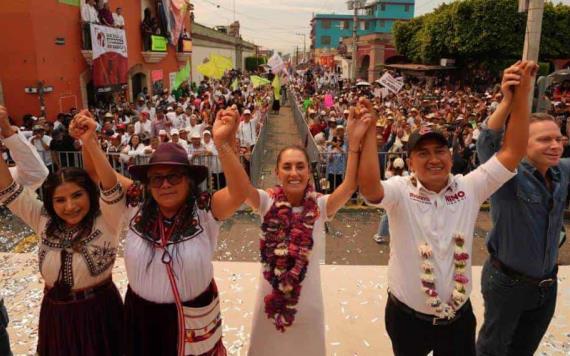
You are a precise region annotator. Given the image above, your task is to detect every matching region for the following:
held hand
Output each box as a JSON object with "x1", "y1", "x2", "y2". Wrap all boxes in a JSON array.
[
  {"x1": 70, "y1": 111, "x2": 97, "y2": 143},
  {"x1": 347, "y1": 107, "x2": 371, "y2": 147},
  {"x1": 213, "y1": 108, "x2": 238, "y2": 146},
  {"x1": 501, "y1": 61, "x2": 522, "y2": 103},
  {"x1": 516, "y1": 60, "x2": 539, "y2": 94}
]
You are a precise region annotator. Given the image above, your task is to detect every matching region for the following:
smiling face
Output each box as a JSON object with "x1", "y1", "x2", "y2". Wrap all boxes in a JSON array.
[
  {"x1": 408, "y1": 139, "x2": 452, "y2": 192},
  {"x1": 275, "y1": 148, "x2": 311, "y2": 196},
  {"x1": 147, "y1": 165, "x2": 191, "y2": 215},
  {"x1": 52, "y1": 182, "x2": 91, "y2": 227},
  {"x1": 527, "y1": 120, "x2": 563, "y2": 172}
]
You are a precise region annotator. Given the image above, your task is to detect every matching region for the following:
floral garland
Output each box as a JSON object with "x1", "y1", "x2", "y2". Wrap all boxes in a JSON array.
[
  {"x1": 419, "y1": 233, "x2": 469, "y2": 319},
  {"x1": 260, "y1": 185, "x2": 320, "y2": 332}
]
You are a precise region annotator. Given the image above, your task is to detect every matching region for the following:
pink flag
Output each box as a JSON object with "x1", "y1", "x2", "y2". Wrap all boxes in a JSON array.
[{"x1": 324, "y1": 94, "x2": 334, "y2": 109}]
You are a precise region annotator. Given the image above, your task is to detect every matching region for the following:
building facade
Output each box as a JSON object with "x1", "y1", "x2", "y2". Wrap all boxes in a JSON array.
[
  {"x1": 0, "y1": 0, "x2": 198, "y2": 122},
  {"x1": 310, "y1": 0, "x2": 414, "y2": 80}
]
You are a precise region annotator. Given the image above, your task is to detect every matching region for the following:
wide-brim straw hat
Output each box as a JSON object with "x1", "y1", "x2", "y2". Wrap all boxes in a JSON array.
[{"x1": 128, "y1": 143, "x2": 208, "y2": 184}]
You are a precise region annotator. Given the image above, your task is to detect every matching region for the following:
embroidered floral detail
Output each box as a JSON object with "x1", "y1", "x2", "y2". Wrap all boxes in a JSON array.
[
  {"x1": 129, "y1": 200, "x2": 204, "y2": 246},
  {"x1": 81, "y1": 241, "x2": 117, "y2": 276},
  {"x1": 0, "y1": 183, "x2": 23, "y2": 206},
  {"x1": 260, "y1": 185, "x2": 321, "y2": 332},
  {"x1": 418, "y1": 233, "x2": 470, "y2": 319}
]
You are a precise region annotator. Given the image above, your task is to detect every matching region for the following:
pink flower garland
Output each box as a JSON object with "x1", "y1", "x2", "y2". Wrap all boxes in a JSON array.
[
  {"x1": 260, "y1": 185, "x2": 320, "y2": 332},
  {"x1": 419, "y1": 233, "x2": 469, "y2": 319}
]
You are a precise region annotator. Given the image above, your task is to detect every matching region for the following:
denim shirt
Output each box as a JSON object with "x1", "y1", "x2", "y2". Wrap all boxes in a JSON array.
[{"x1": 477, "y1": 126, "x2": 570, "y2": 278}]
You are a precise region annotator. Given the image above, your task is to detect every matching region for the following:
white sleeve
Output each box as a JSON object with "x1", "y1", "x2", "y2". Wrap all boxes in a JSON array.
[
  {"x1": 3, "y1": 132, "x2": 49, "y2": 190},
  {"x1": 256, "y1": 189, "x2": 273, "y2": 217},
  {"x1": 362, "y1": 176, "x2": 405, "y2": 211},
  {"x1": 462, "y1": 154, "x2": 516, "y2": 205},
  {"x1": 317, "y1": 194, "x2": 333, "y2": 222},
  {"x1": 99, "y1": 182, "x2": 128, "y2": 235},
  {"x1": 0, "y1": 182, "x2": 45, "y2": 234}
]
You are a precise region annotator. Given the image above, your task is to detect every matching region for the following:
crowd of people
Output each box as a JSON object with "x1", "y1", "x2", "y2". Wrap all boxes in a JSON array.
[{"x1": 0, "y1": 58, "x2": 568, "y2": 356}]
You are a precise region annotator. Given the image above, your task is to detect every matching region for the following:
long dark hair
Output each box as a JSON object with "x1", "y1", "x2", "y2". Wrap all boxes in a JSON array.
[
  {"x1": 137, "y1": 168, "x2": 201, "y2": 233},
  {"x1": 42, "y1": 168, "x2": 100, "y2": 236}
]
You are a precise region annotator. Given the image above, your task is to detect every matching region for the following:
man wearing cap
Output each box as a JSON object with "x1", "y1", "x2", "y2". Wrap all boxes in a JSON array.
[
  {"x1": 29, "y1": 124, "x2": 53, "y2": 172},
  {"x1": 476, "y1": 64, "x2": 567, "y2": 355},
  {"x1": 135, "y1": 111, "x2": 152, "y2": 135},
  {"x1": 187, "y1": 132, "x2": 205, "y2": 162},
  {"x1": 169, "y1": 129, "x2": 187, "y2": 150},
  {"x1": 357, "y1": 61, "x2": 536, "y2": 355},
  {"x1": 237, "y1": 109, "x2": 258, "y2": 151}
]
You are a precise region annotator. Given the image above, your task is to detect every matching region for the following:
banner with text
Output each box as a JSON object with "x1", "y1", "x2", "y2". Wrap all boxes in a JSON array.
[
  {"x1": 378, "y1": 72, "x2": 404, "y2": 94},
  {"x1": 90, "y1": 24, "x2": 128, "y2": 90}
]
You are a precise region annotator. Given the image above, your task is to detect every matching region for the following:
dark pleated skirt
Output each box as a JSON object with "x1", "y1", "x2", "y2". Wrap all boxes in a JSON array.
[
  {"x1": 37, "y1": 280, "x2": 124, "y2": 356},
  {"x1": 125, "y1": 280, "x2": 226, "y2": 356}
]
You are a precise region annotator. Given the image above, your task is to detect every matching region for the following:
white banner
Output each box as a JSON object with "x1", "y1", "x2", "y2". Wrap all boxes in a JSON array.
[
  {"x1": 378, "y1": 72, "x2": 404, "y2": 94},
  {"x1": 268, "y1": 53, "x2": 285, "y2": 74},
  {"x1": 90, "y1": 24, "x2": 128, "y2": 60}
]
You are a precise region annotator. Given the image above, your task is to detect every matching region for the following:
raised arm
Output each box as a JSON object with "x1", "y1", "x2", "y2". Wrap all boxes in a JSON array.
[
  {"x1": 325, "y1": 101, "x2": 370, "y2": 217},
  {"x1": 477, "y1": 62, "x2": 522, "y2": 163},
  {"x1": 211, "y1": 107, "x2": 252, "y2": 220},
  {"x1": 79, "y1": 111, "x2": 133, "y2": 190},
  {"x1": 496, "y1": 61, "x2": 537, "y2": 172},
  {"x1": 0, "y1": 106, "x2": 48, "y2": 190},
  {"x1": 70, "y1": 113, "x2": 119, "y2": 190},
  {"x1": 357, "y1": 98, "x2": 384, "y2": 203}
]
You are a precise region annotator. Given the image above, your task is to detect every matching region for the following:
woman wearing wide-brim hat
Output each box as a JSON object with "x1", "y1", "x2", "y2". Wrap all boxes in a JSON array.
[{"x1": 80, "y1": 108, "x2": 248, "y2": 356}]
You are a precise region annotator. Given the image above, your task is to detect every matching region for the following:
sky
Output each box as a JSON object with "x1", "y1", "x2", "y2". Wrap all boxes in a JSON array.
[{"x1": 191, "y1": 0, "x2": 570, "y2": 55}]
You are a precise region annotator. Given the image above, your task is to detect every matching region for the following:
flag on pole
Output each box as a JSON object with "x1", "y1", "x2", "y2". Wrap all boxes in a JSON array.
[
  {"x1": 250, "y1": 75, "x2": 271, "y2": 88},
  {"x1": 272, "y1": 74, "x2": 281, "y2": 100},
  {"x1": 173, "y1": 59, "x2": 190, "y2": 89}
]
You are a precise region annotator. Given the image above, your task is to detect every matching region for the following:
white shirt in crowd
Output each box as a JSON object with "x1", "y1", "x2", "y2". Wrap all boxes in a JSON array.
[
  {"x1": 237, "y1": 118, "x2": 258, "y2": 148},
  {"x1": 365, "y1": 155, "x2": 515, "y2": 316},
  {"x1": 134, "y1": 120, "x2": 152, "y2": 136},
  {"x1": 29, "y1": 134, "x2": 53, "y2": 167},
  {"x1": 113, "y1": 13, "x2": 125, "y2": 27},
  {"x1": 81, "y1": 3, "x2": 100, "y2": 23}
]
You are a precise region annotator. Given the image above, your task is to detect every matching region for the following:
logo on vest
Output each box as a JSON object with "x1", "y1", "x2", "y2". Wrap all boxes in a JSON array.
[
  {"x1": 409, "y1": 192, "x2": 431, "y2": 205},
  {"x1": 445, "y1": 191, "x2": 466, "y2": 205}
]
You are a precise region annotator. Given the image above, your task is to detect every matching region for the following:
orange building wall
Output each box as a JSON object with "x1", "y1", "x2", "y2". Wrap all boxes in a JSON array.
[{"x1": 0, "y1": 0, "x2": 189, "y2": 123}]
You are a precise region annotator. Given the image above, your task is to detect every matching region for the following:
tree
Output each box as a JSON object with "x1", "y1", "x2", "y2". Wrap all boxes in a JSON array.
[{"x1": 393, "y1": 0, "x2": 570, "y2": 74}]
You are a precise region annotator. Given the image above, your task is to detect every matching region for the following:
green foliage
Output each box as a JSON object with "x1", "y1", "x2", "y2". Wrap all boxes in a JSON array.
[
  {"x1": 392, "y1": 0, "x2": 570, "y2": 73},
  {"x1": 245, "y1": 56, "x2": 267, "y2": 72}
]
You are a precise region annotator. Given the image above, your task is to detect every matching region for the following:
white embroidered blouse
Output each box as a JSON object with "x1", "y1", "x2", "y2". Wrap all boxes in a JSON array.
[{"x1": 0, "y1": 181, "x2": 125, "y2": 290}]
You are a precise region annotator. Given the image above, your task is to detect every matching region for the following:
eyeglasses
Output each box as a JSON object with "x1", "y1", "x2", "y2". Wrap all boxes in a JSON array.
[{"x1": 147, "y1": 172, "x2": 186, "y2": 188}]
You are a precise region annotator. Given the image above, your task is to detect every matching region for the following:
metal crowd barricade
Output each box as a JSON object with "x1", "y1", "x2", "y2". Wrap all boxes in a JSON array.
[
  {"x1": 288, "y1": 91, "x2": 321, "y2": 164},
  {"x1": 249, "y1": 118, "x2": 269, "y2": 187}
]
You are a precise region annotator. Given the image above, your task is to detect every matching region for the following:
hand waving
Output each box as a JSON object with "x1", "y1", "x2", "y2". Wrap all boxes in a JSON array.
[
  {"x1": 501, "y1": 61, "x2": 523, "y2": 103},
  {"x1": 347, "y1": 97, "x2": 374, "y2": 147},
  {"x1": 69, "y1": 110, "x2": 97, "y2": 143},
  {"x1": 213, "y1": 106, "x2": 239, "y2": 147}
]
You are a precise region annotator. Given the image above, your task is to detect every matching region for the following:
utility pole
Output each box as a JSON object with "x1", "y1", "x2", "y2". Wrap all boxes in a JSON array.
[
  {"x1": 348, "y1": 0, "x2": 365, "y2": 81},
  {"x1": 519, "y1": 0, "x2": 545, "y2": 108},
  {"x1": 295, "y1": 33, "x2": 306, "y2": 63}
]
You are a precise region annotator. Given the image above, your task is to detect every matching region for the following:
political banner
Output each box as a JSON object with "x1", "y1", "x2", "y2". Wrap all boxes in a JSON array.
[
  {"x1": 378, "y1": 72, "x2": 404, "y2": 94},
  {"x1": 90, "y1": 24, "x2": 128, "y2": 90},
  {"x1": 268, "y1": 53, "x2": 285, "y2": 74},
  {"x1": 151, "y1": 35, "x2": 168, "y2": 51}
]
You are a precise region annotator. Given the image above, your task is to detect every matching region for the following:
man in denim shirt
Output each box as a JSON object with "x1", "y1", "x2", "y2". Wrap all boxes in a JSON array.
[{"x1": 476, "y1": 63, "x2": 568, "y2": 356}]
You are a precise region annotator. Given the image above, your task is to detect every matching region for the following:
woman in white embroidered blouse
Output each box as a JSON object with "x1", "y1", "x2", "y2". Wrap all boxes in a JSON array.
[
  {"x1": 0, "y1": 110, "x2": 126, "y2": 356},
  {"x1": 82, "y1": 107, "x2": 248, "y2": 356}
]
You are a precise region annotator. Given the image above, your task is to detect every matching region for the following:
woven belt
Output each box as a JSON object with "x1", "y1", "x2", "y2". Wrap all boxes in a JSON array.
[
  {"x1": 388, "y1": 293, "x2": 470, "y2": 326},
  {"x1": 490, "y1": 257, "x2": 557, "y2": 288},
  {"x1": 45, "y1": 278, "x2": 113, "y2": 302}
]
